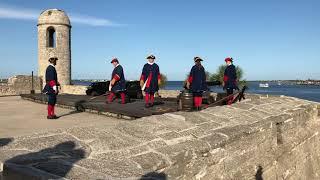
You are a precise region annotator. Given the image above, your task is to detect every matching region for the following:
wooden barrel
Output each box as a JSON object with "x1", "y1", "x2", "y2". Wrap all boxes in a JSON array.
[{"x1": 179, "y1": 90, "x2": 193, "y2": 111}]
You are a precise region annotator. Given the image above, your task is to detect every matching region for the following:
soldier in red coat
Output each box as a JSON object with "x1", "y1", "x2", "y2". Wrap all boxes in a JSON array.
[
  {"x1": 223, "y1": 57, "x2": 238, "y2": 105},
  {"x1": 140, "y1": 55, "x2": 161, "y2": 108},
  {"x1": 107, "y1": 58, "x2": 126, "y2": 104},
  {"x1": 42, "y1": 57, "x2": 60, "y2": 119},
  {"x1": 186, "y1": 57, "x2": 207, "y2": 110}
]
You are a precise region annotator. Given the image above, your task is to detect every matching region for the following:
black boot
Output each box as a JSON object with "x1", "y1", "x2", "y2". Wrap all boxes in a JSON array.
[{"x1": 145, "y1": 103, "x2": 151, "y2": 108}]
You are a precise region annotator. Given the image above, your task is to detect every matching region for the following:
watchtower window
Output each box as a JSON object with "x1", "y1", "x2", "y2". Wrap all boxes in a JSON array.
[{"x1": 47, "y1": 27, "x2": 56, "y2": 48}]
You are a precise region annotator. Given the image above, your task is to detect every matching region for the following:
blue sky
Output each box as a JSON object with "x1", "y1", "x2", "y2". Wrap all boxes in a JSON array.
[{"x1": 0, "y1": 0, "x2": 319, "y2": 81}]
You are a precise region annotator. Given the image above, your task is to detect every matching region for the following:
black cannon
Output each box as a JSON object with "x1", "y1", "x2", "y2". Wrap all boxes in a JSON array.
[{"x1": 86, "y1": 81, "x2": 143, "y2": 99}]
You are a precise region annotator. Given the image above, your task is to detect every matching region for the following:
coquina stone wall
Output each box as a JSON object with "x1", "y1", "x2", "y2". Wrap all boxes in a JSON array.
[
  {"x1": 60, "y1": 85, "x2": 87, "y2": 95},
  {"x1": 1, "y1": 95, "x2": 320, "y2": 179},
  {"x1": 0, "y1": 75, "x2": 42, "y2": 96}
]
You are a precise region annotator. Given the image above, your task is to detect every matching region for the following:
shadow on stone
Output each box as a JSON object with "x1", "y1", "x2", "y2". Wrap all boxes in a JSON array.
[
  {"x1": 255, "y1": 165, "x2": 263, "y2": 180},
  {"x1": 139, "y1": 172, "x2": 167, "y2": 180},
  {"x1": 3, "y1": 141, "x2": 85, "y2": 179},
  {"x1": 75, "y1": 100, "x2": 86, "y2": 112},
  {"x1": 58, "y1": 110, "x2": 82, "y2": 118},
  {"x1": 0, "y1": 138, "x2": 13, "y2": 147}
]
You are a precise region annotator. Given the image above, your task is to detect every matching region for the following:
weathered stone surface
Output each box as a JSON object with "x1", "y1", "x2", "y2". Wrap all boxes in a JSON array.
[
  {"x1": 174, "y1": 111, "x2": 212, "y2": 125},
  {"x1": 92, "y1": 151, "x2": 138, "y2": 165},
  {"x1": 1, "y1": 94, "x2": 320, "y2": 179},
  {"x1": 231, "y1": 102, "x2": 255, "y2": 110},
  {"x1": 0, "y1": 150, "x2": 31, "y2": 163},
  {"x1": 130, "y1": 152, "x2": 169, "y2": 172},
  {"x1": 115, "y1": 122, "x2": 159, "y2": 141},
  {"x1": 246, "y1": 108, "x2": 272, "y2": 119},
  {"x1": 3, "y1": 163, "x2": 63, "y2": 179},
  {"x1": 157, "y1": 131, "x2": 182, "y2": 140},
  {"x1": 200, "y1": 133, "x2": 228, "y2": 148},
  {"x1": 146, "y1": 139, "x2": 168, "y2": 150},
  {"x1": 76, "y1": 158, "x2": 143, "y2": 178},
  {"x1": 156, "y1": 139, "x2": 211, "y2": 165},
  {"x1": 87, "y1": 130, "x2": 141, "y2": 152},
  {"x1": 178, "y1": 121, "x2": 222, "y2": 138},
  {"x1": 214, "y1": 125, "x2": 252, "y2": 141}
]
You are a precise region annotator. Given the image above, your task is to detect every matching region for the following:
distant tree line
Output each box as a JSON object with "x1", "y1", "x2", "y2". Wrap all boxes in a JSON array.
[{"x1": 209, "y1": 64, "x2": 246, "y2": 87}]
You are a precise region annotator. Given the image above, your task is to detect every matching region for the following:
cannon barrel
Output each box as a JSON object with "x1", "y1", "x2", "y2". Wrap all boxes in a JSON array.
[
  {"x1": 206, "y1": 81, "x2": 222, "y2": 86},
  {"x1": 183, "y1": 81, "x2": 222, "y2": 90}
]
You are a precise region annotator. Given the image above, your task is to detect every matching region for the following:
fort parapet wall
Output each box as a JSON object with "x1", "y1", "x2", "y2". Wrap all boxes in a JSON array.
[
  {"x1": 0, "y1": 75, "x2": 42, "y2": 96},
  {"x1": 0, "y1": 77, "x2": 188, "y2": 97},
  {"x1": 0, "y1": 76, "x2": 88, "y2": 96},
  {"x1": 1, "y1": 94, "x2": 320, "y2": 179},
  {"x1": 60, "y1": 85, "x2": 87, "y2": 95}
]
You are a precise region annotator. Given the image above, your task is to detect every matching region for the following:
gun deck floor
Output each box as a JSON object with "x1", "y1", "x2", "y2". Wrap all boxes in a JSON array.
[{"x1": 20, "y1": 94, "x2": 179, "y2": 120}]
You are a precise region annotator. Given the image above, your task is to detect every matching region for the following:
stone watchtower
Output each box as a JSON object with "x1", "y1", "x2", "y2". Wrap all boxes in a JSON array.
[{"x1": 38, "y1": 9, "x2": 71, "y2": 86}]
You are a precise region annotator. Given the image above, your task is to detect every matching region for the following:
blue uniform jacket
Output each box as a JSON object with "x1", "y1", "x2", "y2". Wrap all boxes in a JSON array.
[
  {"x1": 224, "y1": 64, "x2": 238, "y2": 89},
  {"x1": 189, "y1": 65, "x2": 207, "y2": 92},
  {"x1": 43, "y1": 65, "x2": 58, "y2": 94},
  {"x1": 111, "y1": 65, "x2": 126, "y2": 92},
  {"x1": 141, "y1": 63, "x2": 160, "y2": 93}
]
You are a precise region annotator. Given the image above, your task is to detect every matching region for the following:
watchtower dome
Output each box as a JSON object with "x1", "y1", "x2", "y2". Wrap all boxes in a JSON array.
[{"x1": 38, "y1": 9, "x2": 71, "y2": 86}]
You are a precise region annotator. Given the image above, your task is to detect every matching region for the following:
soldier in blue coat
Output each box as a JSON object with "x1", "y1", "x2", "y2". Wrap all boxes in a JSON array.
[
  {"x1": 107, "y1": 58, "x2": 126, "y2": 104},
  {"x1": 223, "y1": 57, "x2": 238, "y2": 105},
  {"x1": 140, "y1": 55, "x2": 161, "y2": 108},
  {"x1": 186, "y1": 57, "x2": 207, "y2": 110},
  {"x1": 42, "y1": 57, "x2": 59, "y2": 119}
]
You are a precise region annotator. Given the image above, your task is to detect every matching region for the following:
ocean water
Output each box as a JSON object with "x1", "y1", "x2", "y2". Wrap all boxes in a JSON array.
[{"x1": 73, "y1": 81, "x2": 320, "y2": 102}]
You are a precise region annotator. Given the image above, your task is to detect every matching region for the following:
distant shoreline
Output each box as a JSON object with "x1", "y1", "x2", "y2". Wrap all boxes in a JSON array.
[{"x1": 71, "y1": 79, "x2": 320, "y2": 86}]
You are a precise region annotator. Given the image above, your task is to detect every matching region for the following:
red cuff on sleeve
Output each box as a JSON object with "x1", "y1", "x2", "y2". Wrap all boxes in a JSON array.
[
  {"x1": 49, "y1": 80, "x2": 56, "y2": 87},
  {"x1": 140, "y1": 75, "x2": 145, "y2": 81},
  {"x1": 158, "y1": 73, "x2": 161, "y2": 81},
  {"x1": 223, "y1": 75, "x2": 229, "y2": 82},
  {"x1": 188, "y1": 76, "x2": 193, "y2": 83},
  {"x1": 113, "y1": 74, "x2": 120, "y2": 81}
]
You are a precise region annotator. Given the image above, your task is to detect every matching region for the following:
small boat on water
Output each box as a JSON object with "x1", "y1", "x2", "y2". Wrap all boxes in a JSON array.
[{"x1": 259, "y1": 83, "x2": 269, "y2": 88}]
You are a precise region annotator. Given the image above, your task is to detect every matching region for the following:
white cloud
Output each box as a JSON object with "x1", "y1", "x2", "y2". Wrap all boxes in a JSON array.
[
  {"x1": 0, "y1": 6, "x2": 38, "y2": 20},
  {"x1": 0, "y1": 5, "x2": 122, "y2": 27},
  {"x1": 69, "y1": 14, "x2": 123, "y2": 27}
]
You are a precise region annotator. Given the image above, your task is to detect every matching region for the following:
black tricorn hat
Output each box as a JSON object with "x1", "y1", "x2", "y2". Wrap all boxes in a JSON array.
[
  {"x1": 194, "y1": 56, "x2": 203, "y2": 62},
  {"x1": 146, "y1": 55, "x2": 156, "y2": 59},
  {"x1": 48, "y1": 57, "x2": 58, "y2": 62},
  {"x1": 110, "y1": 58, "x2": 119, "y2": 63}
]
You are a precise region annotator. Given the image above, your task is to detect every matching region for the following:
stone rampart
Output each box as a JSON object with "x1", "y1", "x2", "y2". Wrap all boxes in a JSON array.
[
  {"x1": 0, "y1": 75, "x2": 42, "y2": 96},
  {"x1": 0, "y1": 76, "x2": 89, "y2": 96},
  {"x1": 60, "y1": 85, "x2": 87, "y2": 95},
  {"x1": 0, "y1": 95, "x2": 320, "y2": 179}
]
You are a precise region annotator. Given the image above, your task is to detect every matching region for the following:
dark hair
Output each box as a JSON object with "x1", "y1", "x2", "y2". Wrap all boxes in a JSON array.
[{"x1": 49, "y1": 57, "x2": 58, "y2": 63}]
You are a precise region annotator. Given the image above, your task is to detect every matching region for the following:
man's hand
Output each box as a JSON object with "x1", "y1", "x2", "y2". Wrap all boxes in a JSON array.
[
  {"x1": 140, "y1": 80, "x2": 144, "y2": 88},
  {"x1": 53, "y1": 85, "x2": 57, "y2": 92},
  {"x1": 158, "y1": 80, "x2": 161, "y2": 86},
  {"x1": 186, "y1": 82, "x2": 190, "y2": 89},
  {"x1": 111, "y1": 79, "x2": 116, "y2": 86}
]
